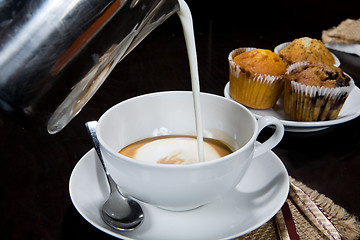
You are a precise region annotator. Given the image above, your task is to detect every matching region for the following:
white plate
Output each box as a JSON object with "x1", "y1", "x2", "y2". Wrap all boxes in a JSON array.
[
  {"x1": 69, "y1": 148, "x2": 289, "y2": 240},
  {"x1": 224, "y1": 82, "x2": 360, "y2": 132},
  {"x1": 274, "y1": 42, "x2": 341, "y2": 67}
]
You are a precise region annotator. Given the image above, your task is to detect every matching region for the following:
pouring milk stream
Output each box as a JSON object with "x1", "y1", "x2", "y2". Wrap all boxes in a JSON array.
[{"x1": 177, "y1": 0, "x2": 205, "y2": 162}]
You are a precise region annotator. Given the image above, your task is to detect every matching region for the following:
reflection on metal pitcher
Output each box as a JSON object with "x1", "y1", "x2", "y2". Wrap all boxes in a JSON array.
[{"x1": 0, "y1": 0, "x2": 180, "y2": 133}]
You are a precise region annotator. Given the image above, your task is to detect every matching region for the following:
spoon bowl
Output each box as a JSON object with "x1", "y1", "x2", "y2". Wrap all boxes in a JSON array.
[{"x1": 85, "y1": 121, "x2": 144, "y2": 231}]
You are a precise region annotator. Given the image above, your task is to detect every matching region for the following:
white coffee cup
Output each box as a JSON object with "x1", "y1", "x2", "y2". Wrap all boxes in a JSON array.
[{"x1": 97, "y1": 91, "x2": 284, "y2": 211}]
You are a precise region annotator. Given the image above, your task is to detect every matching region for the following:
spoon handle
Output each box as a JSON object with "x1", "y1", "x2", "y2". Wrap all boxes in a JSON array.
[
  {"x1": 85, "y1": 121, "x2": 120, "y2": 194},
  {"x1": 85, "y1": 121, "x2": 110, "y2": 177}
]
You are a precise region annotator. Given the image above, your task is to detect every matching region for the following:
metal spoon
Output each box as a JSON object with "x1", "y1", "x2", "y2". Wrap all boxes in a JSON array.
[{"x1": 85, "y1": 121, "x2": 144, "y2": 231}]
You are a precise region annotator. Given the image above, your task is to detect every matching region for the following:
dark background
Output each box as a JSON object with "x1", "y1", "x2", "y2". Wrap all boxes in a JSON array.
[{"x1": 1, "y1": 0, "x2": 360, "y2": 239}]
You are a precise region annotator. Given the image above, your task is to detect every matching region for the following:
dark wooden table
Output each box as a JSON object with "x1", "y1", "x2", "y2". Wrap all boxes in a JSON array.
[{"x1": 1, "y1": 1, "x2": 360, "y2": 239}]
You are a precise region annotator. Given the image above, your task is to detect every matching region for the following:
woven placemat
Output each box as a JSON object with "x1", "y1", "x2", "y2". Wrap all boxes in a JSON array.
[{"x1": 234, "y1": 177, "x2": 360, "y2": 240}]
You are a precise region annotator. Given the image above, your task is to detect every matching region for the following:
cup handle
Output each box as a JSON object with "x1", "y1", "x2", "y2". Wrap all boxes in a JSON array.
[{"x1": 253, "y1": 116, "x2": 284, "y2": 159}]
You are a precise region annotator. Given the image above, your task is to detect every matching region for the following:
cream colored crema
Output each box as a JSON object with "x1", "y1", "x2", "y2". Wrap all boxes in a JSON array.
[{"x1": 119, "y1": 135, "x2": 233, "y2": 165}]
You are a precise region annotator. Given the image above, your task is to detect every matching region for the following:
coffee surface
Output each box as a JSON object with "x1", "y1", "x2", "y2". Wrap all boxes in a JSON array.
[{"x1": 119, "y1": 135, "x2": 233, "y2": 164}]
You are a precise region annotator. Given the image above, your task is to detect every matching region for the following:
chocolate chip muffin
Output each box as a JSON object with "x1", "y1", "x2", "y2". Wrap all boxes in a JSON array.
[
  {"x1": 286, "y1": 62, "x2": 351, "y2": 88},
  {"x1": 284, "y1": 62, "x2": 354, "y2": 121}
]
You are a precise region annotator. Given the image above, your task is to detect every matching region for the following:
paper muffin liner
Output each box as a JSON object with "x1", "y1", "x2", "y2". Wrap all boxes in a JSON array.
[
  {"x1": 274, "y1": 42, "x2": 341, "y2": 67},
  {"x1": 228, "y1": 48, "x2": 285, "y2": 109},
  {"x1": 284, "y1": 62, "x2": 354, "y2": 121}
]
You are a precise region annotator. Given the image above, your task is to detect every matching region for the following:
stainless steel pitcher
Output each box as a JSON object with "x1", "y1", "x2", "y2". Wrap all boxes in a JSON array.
[{"x1": 0, "y1": 0, "x2": 180, "y2": 133}]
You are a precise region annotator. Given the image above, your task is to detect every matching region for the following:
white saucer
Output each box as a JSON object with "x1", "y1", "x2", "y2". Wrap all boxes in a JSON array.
[
  {"x1": 224, "y1": 82, "x2": 360, "y2": 132},
  {"x1": 69, "y1": 149, "x2": 289, "y2": 240}
]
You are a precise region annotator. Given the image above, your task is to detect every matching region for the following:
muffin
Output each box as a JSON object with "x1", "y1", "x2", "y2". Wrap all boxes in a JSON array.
[
  {"x1": 278, "y1": 37, "x2": 335, "y2": 66},
  {"x1": 284, "y1": 62, "x2": 354, "y2": 121},
  {"x1": 228, "y1": 48, "x2": 287, "y2": 109}
]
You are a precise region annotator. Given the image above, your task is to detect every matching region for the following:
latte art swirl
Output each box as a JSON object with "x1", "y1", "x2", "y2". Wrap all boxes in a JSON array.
[{"x1": 119, "y1": 135, "x2": 233, "y2": 165}]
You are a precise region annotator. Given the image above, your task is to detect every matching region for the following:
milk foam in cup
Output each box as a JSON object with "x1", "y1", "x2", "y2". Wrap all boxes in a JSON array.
[
  {"x1": 97, "y1": 91, "x2": 284, "y2": 211},
  {"x1": 119, "y1": 135, "x2": 233, "y2": 165}
]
